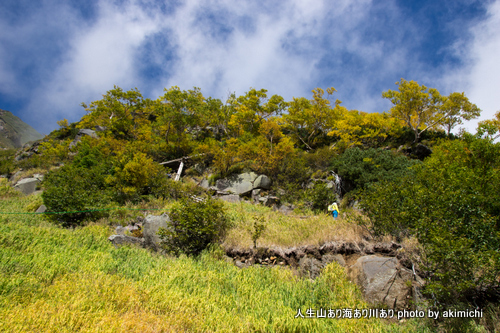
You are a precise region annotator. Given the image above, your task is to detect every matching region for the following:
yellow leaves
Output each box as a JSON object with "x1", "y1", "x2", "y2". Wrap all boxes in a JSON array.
[
  {"x1": 56, "y1": 119, "x2": 69, "y2": 129},
  {"x1": 328, "y1": 110, "x2": 402, "y2": 151}
]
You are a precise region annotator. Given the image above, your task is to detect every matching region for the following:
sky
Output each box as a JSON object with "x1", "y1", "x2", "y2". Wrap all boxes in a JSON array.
[{"x1": 0, "y1": 0, "x2": 499, "y2": 135}]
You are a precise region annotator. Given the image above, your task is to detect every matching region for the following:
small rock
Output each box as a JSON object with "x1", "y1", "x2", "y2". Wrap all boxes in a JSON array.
[{"x1": 35, "y1": 205, "x2": 47, "y2": 213}]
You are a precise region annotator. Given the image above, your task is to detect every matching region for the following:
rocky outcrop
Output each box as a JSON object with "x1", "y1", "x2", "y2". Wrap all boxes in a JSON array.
[
  {"x1": 224, "y1": 241, "x2": 418, "y2": 309},
  {"x1": 413, "y1": 144, "x2": 432, "y2": 160}
]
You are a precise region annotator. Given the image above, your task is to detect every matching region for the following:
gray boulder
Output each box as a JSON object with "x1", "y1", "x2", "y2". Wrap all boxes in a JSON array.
[
  {"x1": 215, "y1": 172, "x2": 258, "y2": 196},
  {"x1": 14, "y1": 178, "x2": 39, "y2": 195},
  {"x1": 142, "y1": 214, "x2": 171, "y2": 251},
  {"x1": 347, "y1": 255, "x2": 416, "y2": 310},
  {"x1": 254, "y1": 175, "x2": 271, "y2": 190},
  {"x1": 108, "y1": 235, "x2": 144, "y2": 247}
]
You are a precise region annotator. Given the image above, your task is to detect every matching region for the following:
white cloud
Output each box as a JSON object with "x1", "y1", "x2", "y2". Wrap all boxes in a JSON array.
[
  {"x1": 23, "y1": 0, "x2": 168, "y2": 131},
  {"x1": 442, "y1": 0, "x2": 500, "y2": 134}
]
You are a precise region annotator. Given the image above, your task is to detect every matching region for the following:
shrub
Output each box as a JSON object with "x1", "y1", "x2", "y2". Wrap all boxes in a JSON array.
[
  {"x1": 360, "y1": 136, "x2": 500, "y2": 307},
  {"x1": 42, "y1": 165, "x2": 113, "y2": 226},
  {"x1": 330, "y1": 147, "x2": 419, "y2": 194},
  {"x1": 306, "y1": 182, "x2": 337, "y2": 213},
  {"x1": 157, "y1": 197, "x2": 233, "y2": 256}
]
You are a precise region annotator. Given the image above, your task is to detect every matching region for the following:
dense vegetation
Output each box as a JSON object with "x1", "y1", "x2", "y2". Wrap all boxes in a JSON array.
[{"x1": 3, "y1": 78, "x2": 500, "y2": 332}]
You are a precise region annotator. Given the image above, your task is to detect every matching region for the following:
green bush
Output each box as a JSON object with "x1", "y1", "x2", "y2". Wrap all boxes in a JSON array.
[
  {"x1": 306, "y1": 182, "x2": 337, "y2": 213},
  {"x1": 42, "y1": 165, "x2": 113, "y2": 226},
  {"x1": 157, "y1": 197, "x2": 232, "y2": 256},
  {"x1": 330, "y1": 147, "x2": 419, "y2": 194},
  {"x1": 360, "y1": 136, "x2": 500, "y2": 307}
]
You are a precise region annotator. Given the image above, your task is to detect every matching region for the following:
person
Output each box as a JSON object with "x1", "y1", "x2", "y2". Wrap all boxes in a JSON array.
[{"x1": 328, "y1": 202, "x2": 339, "y2": 219}]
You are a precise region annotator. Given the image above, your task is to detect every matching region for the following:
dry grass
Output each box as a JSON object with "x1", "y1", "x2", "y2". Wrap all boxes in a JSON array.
[{"x1": 223, "y1": 201, "x2": 376, "y2": 248}]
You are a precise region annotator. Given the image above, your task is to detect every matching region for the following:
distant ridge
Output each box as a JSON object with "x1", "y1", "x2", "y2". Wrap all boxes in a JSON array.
[{"x1": 0, "y1": 109, "x2": 44, "y2": 148}]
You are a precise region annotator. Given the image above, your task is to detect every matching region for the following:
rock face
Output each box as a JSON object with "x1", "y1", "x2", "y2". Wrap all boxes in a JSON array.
[
  {"x1": 142, "y1": 214, "x2": 170, "y2": 251},
  {"x1": 347, "y1": 255, "x2": 416, "y2": 310},
  {"x1": 14, "y1": 178, "x2": 39, "y2": 195}
]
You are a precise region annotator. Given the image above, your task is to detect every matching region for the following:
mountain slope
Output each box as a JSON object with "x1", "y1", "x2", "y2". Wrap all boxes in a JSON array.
[{"x1": 0, "y1": 109, "x2": 44, "y2": 148}]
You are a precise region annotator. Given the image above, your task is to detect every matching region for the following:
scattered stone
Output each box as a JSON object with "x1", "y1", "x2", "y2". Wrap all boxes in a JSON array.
[
  {"x1": 321, "y1": 253, "x2": 346, "y2": 267},
  {"x1": 278, "y1": 204, "x2": 294, "y2": 215},
  {"x1": 299, "y1": 256, "x2": 324, "y2": 279},
  {"x1": 115, "y1": 226, "x2": 127, "y2": 235}
]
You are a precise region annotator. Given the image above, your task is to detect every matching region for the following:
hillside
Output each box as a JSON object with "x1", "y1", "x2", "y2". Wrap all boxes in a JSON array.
[
  {"x1": 0, "y1": 109, "x2": 44, "y2": 148},
  {"x1": 2, "y1": 82, "x2": 500, "y2": 332}
]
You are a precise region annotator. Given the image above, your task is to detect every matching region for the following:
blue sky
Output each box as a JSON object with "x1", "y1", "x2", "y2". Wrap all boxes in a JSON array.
[{"x1": 0, "y1": 0, "x2": 499, "y2": 135}]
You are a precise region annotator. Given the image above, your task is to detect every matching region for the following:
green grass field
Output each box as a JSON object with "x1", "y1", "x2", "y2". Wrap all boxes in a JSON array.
[{"x1": 0, "y1": 190, "x2": 433, "y2": 332}]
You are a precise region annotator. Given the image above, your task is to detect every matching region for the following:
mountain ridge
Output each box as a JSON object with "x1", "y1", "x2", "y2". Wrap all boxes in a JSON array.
[{"x1": 0, "y1": 109, "x2": 44, "y2": 148}]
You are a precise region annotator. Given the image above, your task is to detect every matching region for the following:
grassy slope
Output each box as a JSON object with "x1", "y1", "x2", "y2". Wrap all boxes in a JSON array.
[
  {"x1": 0, "y1": 109, "x2": 44, "y2": 148},
  {"x1": 0, "y1": 191, "x2": 432, "y2": 332}
]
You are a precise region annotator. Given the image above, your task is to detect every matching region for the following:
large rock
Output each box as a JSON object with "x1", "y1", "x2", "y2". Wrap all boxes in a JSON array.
[
  {"x1": 14, "y1": 178, "x2": 39, "y2": 195},
  {"x1": 254, "y1": 175, "x2": 271, "y2": 190},
  {"x1": 142, "y1": 214, "x2": 170, "y2": 251},
  {"x1": 108, "y1": 235, "x2": 144, "y2": 247},
  {"x1": 69, "y1": 129, "x2": 98, "y2": 149},
  {"x1": 347, "y1": 255, "x2": 416, "y2": 310},
  {"x1": 215, "y1": 172, "x2": 258, "y2": 196}
]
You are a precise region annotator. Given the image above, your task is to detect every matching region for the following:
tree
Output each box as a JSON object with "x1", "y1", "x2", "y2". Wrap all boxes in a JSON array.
[
  {"x1": 79, "y1": 86, "x2": 149, "y2": 140},
  {"x1": 439, "y1": 92, "x2": 481, "y2": 135},
  {"x1": 228, "y1": 88, "x2": 286, "y2": 136},
  {"x1": 382, "y1": 79, "x2": 445, "y2": 143},
  {"x1": 476, "y1": 111, "x2": 500, "y2": 140},
  {"x1": 283, "y1": 87, "x2": 345, "y2": 150},
  {"x1": 328, "y1": 110, "x2": 404, "y2": 150}
]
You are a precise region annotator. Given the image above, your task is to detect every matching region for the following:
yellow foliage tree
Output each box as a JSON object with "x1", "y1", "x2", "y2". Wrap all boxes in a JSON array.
[{"x1": 328, "y1": 110, "x2": 404, "y2": 150}]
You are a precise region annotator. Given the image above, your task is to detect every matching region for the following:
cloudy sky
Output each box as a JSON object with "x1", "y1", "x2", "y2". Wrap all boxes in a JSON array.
[{"x1": 0, "y1": 0, "x2": 499, "y2": 135}]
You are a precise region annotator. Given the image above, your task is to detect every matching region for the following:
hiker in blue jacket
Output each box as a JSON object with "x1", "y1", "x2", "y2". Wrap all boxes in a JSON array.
[{"x1": 328, "y1": 202, "x2": 339, "y2": 219}]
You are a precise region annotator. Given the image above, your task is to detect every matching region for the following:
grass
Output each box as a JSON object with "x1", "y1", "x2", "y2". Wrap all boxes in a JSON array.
[
  {"x1": 0, "y1": 192, "x2": 433, "y2": 332},
  {"x1": 223, "y1": 201, "x2": 374, "y2": 248}
]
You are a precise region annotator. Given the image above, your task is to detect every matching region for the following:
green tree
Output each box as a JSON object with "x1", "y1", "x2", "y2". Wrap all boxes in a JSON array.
[
  {"x1": 439, "y1": 92, "x2": 481, "y2": 135},
  {"x1": 382, "y1": 79, "x2": 445, "y2": 143},
  {"x1": 283, "y1": 87, "x2": 344, "y2": 150}
]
